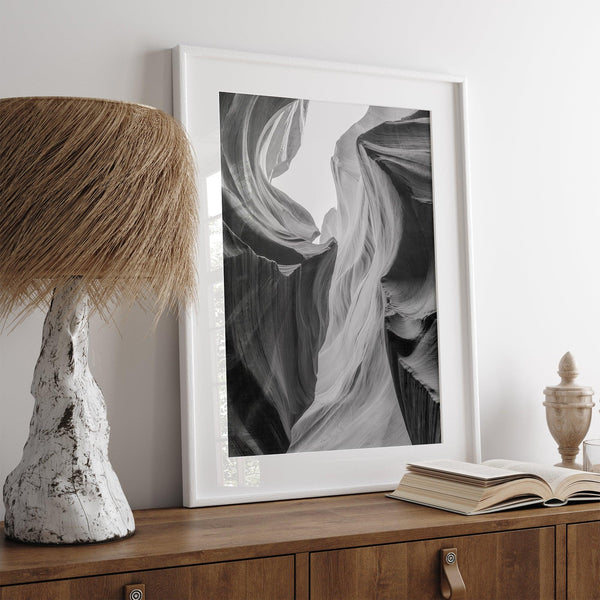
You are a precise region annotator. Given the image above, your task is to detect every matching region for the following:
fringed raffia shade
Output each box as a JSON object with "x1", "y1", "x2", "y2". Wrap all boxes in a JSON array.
[{"x1": 0, "y1": 96, "x2": 197, "y2": 321}]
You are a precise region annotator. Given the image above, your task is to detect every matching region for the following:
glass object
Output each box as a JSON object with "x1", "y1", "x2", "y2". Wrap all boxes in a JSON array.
[{"x1": 583, "y1": 439, "x2": 600, "y2": 473}]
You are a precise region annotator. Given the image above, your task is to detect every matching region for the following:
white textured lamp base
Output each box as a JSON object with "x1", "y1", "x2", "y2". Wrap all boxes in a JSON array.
[{"x1": 3, "y1": 278, "x2": 135, "y2": 544}]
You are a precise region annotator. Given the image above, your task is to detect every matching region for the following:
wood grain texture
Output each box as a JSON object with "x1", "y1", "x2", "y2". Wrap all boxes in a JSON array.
[
  {"x1": 567, "y1": 521, "x2": 600, "y2": 600},
  {"x1": 310, "y1": 527, "x2": 555, "y2": 600},
  {"x1": 1, "y1": 493, "x2": 600, "y2": 588},
  {"x1": 295, "y1": 552, "x2": 309, "y2": 600},
  {"x1": 555, "y1": 523, "x2": 567, "y2": 600},
  {"x1": 0, "y1": 556, "x2": 294, "y2": 600}
]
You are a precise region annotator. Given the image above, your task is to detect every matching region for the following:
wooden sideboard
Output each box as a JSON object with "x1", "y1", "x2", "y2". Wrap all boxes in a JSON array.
[{"x1": 1, "y1": 492, "x2": 600, "y2": 599}]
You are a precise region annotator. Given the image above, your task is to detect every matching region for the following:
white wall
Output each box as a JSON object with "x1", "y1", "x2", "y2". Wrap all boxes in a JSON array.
[{"x1": 2, "y1": 0, "x2": 600, "y2": 519}]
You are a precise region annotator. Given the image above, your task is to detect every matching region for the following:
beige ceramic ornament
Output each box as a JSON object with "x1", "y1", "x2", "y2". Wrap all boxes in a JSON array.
[{"x1": 543, "y1": 352, "x2": 594, "y2": 469}]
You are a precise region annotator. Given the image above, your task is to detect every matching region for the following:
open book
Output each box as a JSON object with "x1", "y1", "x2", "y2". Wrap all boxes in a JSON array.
[{"x1": 387, "y1": 459, "x2": 600, "y2": 515}]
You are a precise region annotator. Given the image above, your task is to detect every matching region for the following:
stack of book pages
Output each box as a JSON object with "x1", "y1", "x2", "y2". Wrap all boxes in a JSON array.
[{"x1": 388, "y1": 459, "x2": 600, "y2": 515}]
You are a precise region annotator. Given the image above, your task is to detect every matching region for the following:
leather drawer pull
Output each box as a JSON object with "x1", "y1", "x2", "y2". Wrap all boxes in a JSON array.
[{"x1": 440, "y1": 548, "x2": 466, "y2": 599}]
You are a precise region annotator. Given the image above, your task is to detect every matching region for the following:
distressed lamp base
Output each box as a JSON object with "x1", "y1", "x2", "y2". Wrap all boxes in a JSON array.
[{"x1": 3, "y1": 278, "x2": 135, "y2": 544}]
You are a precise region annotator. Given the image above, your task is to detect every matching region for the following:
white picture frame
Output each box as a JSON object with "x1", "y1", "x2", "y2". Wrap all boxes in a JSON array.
[{"x1": 173, "y1": 45, "x2": 481, "y2": 507}]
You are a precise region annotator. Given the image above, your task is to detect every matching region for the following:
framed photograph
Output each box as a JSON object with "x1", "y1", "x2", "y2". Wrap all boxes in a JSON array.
[{"x1": 173, "y1": 45, "x2": 480, "y2": 507}]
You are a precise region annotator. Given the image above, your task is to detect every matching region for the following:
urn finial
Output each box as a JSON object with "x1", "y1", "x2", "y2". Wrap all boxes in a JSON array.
[
  {"x1": 544, "y1": 351, "x2": 594, "y2": 470},
  {"x1": 558, "y1": 351, "x2": 578, "y2": 385}
]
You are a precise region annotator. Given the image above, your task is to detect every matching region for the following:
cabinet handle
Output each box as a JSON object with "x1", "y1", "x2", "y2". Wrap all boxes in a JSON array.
[
  {"x1": 440, "y1": 548, "x2": 466, "y2": 599},
  {"x1": 124, "y1": 583, "x2": 145, "y2": 600}
]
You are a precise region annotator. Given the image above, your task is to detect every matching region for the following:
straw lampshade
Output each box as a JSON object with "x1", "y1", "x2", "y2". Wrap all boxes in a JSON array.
[{"x1": 0, "y1": 97, "x2": 197, "y2": 544}]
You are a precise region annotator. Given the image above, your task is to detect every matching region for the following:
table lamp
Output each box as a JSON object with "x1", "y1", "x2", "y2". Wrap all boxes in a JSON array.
[{"x1": 0, "y1": 96, "x2": 197, "y2": 544}]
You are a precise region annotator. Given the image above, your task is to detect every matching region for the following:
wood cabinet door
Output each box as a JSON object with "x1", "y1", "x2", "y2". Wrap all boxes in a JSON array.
[
  {"x1": 567, "y1": 521, "x2": 600, "y2": 599},
  {"x1": 0, "y1": 555, "x2": 294, "y2": 600},
  {"x1": 311, "y1": 527, "x2": 555, "y2": 600}
]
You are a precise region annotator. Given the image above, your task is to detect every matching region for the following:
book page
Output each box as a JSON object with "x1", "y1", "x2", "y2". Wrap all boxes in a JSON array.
[
  {"x1": 483, "y1": 459, "x2": 587, "y2": 495},
  {"x1": 389, "y1": 492, "x2": 546, "y2": 515},
  {"x1": 408, "y1": 459, "x2": 531, "y2": 481}
]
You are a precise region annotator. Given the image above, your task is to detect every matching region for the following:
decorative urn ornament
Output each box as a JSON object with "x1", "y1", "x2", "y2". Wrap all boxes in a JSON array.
[
  {"x1": 543, "y1": 352, "x2": 594, "y2": 470},
  {"x1": 0, "y1": 96, "x2": 197, "y2": 544}
]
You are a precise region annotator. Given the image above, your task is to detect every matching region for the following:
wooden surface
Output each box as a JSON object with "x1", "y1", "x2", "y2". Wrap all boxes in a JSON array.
[
  {"x1": 567, "y1": 521, "x2": 600, "y2": 600},
  {"x1": 0, "y1": 556, "x2": 294, "y2": 600},
  {"x1": 1, "y1": 492, "x2": 600, "y2": 589},
  {"x1": 295, "y1": 552, "x2": 309, "y2": 600},
  {"x1": 555, "y1": 523, "x2": 567, "y2": 599},
  {"x1": 311, "y1": 526, "x2": 555, "y2": 599}
]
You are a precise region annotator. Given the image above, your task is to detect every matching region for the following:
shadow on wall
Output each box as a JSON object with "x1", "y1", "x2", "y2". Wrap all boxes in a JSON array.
[
  {"x1": 85, "y1": 47, "x2": 186, "y2": 510},
  {"x1": 141, "y1": 48, "x2": 175, "y2": 114},
  {"x1": 479, "y1": 358, "x2": 558, "y2": 464},
  {"x1": 94, "y1": 305, "x2": 183, "y2": 511}
]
